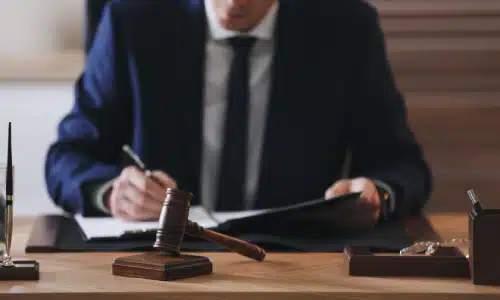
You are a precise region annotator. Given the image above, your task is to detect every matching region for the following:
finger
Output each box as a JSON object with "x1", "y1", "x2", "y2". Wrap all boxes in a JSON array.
[
  {"x1": 111, "y1": 178, "x2": 162, "y2": 220},
  {"x1": 120, "y1": 180, "x2": 163, "y2": 213},
  {"x1": 122, "y1": 166, "x2": 166, "y2": 202},
  {"x1": 149, "y1": 170, "x2": 177, "y2": 189},
  {"x1": 113, "y1": 204, "x2": 133, "y2": 221},
  {"x1": 324, "y1": 179, "x2": 350, "y2": 199},
  {"x1": 108, "y1": 187, "x2": 130, "y2": 220},
  {"x1": 119, "y1": 194, "x2": 161, "y2": 221},
  {"x1": 359, "y1": 187, "x2": 379, "y2": 205}
]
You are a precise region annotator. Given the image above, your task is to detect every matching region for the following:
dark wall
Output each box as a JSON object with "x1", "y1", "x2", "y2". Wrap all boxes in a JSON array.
[{"x1": 84, "y1": 0, "x2": 109, "y2": 54}]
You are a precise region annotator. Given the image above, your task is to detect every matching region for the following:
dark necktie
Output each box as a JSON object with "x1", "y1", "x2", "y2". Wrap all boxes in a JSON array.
[{"x1": 215, "y1": 36, "x2": 257, "y2": 211}]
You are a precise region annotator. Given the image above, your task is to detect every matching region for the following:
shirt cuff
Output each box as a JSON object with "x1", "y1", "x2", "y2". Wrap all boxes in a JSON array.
[
  {"x1": 373, "y1": 179, "x2": 396, "y2": 213},
  {"x1": 88, "y1": 179, "x2": 116, "y2": 215}
]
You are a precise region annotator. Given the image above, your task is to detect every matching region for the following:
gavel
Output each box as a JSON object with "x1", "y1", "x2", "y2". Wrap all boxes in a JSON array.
[{"x1": 153, "y1": 188, "x2": 266, "y2": 262}]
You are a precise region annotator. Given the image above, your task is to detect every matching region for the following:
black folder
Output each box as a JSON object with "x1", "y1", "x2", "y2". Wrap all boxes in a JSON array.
[
  {"x1": 25, "y1": 191, "x2": 414, "y2": 253},
  {"x1": 24, "y1": 214, "x2": 414, "y2": 253}
]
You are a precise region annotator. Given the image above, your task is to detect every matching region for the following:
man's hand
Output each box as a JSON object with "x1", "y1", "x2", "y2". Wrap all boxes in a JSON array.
[
  {"x1": 324, "y1": 177, "x2": 382, "y2": 230},
  {"x1": 106, "y1": 166, "x2": 177, "y2": 221}
]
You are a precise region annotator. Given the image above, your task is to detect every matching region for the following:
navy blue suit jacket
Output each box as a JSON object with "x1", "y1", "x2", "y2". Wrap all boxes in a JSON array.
[{"x1": 45, "y1": 0, "x2": 432, "y2": 218}]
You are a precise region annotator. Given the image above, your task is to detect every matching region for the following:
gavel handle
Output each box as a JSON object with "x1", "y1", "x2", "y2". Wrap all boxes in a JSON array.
[{"x1": 186, "y1": 220, "x2": 266, "y2": 261}]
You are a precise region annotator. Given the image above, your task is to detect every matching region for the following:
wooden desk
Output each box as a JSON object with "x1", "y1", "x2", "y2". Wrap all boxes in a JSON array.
[{"x1": 0, "y1": 214, "x2": 499, "y2": 299}]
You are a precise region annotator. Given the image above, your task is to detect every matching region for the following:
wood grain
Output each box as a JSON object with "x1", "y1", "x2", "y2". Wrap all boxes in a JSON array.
[
  {"x1": 373, "y1": 0, "x2": 500, "y2": 212},
  {"x1": 0, "y1": 215, "x2": 497, "y2": 300},
  {"x1": 406, "y1": 94, "x2": 500, "y2": 213}
]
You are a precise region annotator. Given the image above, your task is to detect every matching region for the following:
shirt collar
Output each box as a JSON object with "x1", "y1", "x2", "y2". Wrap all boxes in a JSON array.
[{"x1": 204, "y1": 0, "x2": 278, "y2": 41}]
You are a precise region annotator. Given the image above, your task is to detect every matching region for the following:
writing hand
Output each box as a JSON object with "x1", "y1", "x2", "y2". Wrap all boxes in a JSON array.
[
  {"x1": 324, "y1": 177, "x2": 381, "y2": 230},
  {"x1": 106, "y1": 166, "x2": 177, "y2": 221}
]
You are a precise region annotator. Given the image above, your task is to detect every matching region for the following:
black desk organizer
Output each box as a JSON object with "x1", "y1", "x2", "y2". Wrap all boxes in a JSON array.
[{"x1": 469, "y1": 208, "x2": 500, "y2": 285}]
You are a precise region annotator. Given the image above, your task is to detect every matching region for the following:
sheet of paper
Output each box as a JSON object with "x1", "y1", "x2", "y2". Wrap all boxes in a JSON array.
[
  {"x1": 74, "y1": 205, "x2": 220, "y2": 240},
  {"x1": 188, "y1": 206, "x2": 219, "y2": 228},
  {"x1": 74, "y1": 215, "x2": 158, "y2": 240}
]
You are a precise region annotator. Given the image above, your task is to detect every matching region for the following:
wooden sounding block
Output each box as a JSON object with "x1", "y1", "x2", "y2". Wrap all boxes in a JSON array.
[
  {"x1": 469, "y1": 209, "x2": 500, "y2": 285},
  {"x1": 0, "y1": 260, "x2": 40, "y2": 281},
  {"x1": 344, "y1": 246, "x2": 470, "y2": 278},
  {"x1": 112, "y1": 252, "x2": 212, "y2": 281}
]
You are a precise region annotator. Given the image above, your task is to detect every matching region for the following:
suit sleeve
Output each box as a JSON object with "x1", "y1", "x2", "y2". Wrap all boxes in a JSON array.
[
  {"x1": 44, "y1": 3, "x2": 132, "y2": 216},
  {"x1": 346, "y1": 6, "x2": 433, "y2": 220}
]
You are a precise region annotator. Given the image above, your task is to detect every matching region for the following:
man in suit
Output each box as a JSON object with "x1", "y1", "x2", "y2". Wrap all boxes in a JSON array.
[{"x1": 45, "y1": 0, "x2": 432, "y2": 230}]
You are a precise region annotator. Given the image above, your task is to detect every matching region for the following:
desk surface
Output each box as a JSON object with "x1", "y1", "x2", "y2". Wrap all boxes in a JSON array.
[{"x1": 0, "y1": 213, "x2": 498, "y2": 299}]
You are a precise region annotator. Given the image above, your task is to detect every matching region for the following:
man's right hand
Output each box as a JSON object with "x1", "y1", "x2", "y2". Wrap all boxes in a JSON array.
[{"x1": 105, "y1": 166, "x2": 177, "y2": 221}]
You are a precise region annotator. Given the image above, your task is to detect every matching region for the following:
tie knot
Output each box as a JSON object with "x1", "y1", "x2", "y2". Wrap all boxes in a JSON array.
[{"x1": 227, "y1": 36, "x2": 257, "y2": 54}]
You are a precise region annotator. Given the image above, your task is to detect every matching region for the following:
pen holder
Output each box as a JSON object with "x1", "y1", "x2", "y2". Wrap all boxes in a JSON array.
[{"x1": 469, "y1": 209, "x2": 500, "y2": 285}]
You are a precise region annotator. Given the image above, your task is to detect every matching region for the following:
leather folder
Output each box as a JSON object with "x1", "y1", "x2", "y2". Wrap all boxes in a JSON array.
[{"x1": 24, "y1": 214, "x2": 414, "y2": 253}]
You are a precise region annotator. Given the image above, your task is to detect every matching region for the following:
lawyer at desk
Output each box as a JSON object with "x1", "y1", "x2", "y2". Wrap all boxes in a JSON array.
[
  {"x1": 6, "y1": 1, "x2": 500, "y2": 298},
  {"x1": 44, "y1": 0, "x2": 432, "y2": 231}
]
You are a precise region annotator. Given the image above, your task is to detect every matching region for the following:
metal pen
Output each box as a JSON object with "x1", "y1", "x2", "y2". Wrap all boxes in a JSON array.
[
  {"x1": 122, "y1": 145, "x2": 149, "y2": 174},
  {"x1": 122, "y1": 144, "x2": 166, "y2": 185},
  {"x1": 3, "y1": 122, "x2": 14, "y2": 267}
]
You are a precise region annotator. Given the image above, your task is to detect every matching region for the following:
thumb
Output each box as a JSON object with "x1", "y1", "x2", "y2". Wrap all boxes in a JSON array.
[
  {"x1": 149, "y1": 170, "x2": 177, "y2": 189},
  {"x1": 325, "y1": 179, "x2": 351, "y2": 199}
]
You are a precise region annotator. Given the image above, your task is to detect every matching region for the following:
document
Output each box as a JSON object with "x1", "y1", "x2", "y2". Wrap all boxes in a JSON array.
[
  {"x1": 74, "y1": 215, "x2": 158, "y2": 240},
  {"x1": 75, "y1": 205, "x2": 268, "y2": 241},
  {"x1": 75, "y1": 206, "x2": 221, "y2": 240},
  {"x1": 74, "y1": 192, "x2": 361, "y2": 241}
]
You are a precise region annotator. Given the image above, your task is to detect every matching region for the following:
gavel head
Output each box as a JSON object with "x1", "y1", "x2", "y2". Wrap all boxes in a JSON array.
[{"x1": 153, "y1": 188, "x2": 193, "y2": 256}]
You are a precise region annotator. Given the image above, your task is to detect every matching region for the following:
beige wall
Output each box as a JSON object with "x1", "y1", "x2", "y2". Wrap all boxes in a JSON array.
[{"x1": 0, "y1": 0, "x2": 83, "y2": 57}]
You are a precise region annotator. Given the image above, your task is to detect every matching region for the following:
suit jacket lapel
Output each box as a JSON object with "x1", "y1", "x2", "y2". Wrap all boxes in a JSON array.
[
  {"x1": 255, "y1": 1, "x2": 308, "y2": 208},
  {"x1": 179, "y1": 0, "x2": 207, "y2": 202}
]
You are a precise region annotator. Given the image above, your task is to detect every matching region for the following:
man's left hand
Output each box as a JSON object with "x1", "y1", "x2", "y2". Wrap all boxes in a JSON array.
[{"x1": 324, "y1": 177, "x2": 382, "y2": 230}]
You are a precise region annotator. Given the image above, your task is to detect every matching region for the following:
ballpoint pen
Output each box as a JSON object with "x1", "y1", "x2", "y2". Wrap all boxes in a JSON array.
[
  {"x1": 122, "y1": 145, "x2": 150, "y2": 176},
  {"x1": 3, "y1": 122, "x2": 14, "y2": 267},
  {"x1": 122, "y1": 144, "x2": 172, "y2": 186},
  {"x1": 467, "y1": 189, "x2": 483, "y2": 214}
]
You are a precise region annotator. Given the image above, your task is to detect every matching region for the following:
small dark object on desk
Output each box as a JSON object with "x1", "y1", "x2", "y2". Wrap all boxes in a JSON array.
[
  {"x1": 113, "y1": 188, "x2": 265, "y2": 281},
  {"x1": 0, "y1": 261, "x2": 40, "y2": 281},
  {"x1": 468, "y1": 202, "x2": 500, "y2": 285},
  {"x1": 343, "y1": 246, "x2": 470, "y2": 278}
]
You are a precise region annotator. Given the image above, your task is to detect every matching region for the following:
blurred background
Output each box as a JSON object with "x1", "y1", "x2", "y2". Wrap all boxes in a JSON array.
[{"x1": 0, "y1": 0, "x2": 498, "y2": 216}]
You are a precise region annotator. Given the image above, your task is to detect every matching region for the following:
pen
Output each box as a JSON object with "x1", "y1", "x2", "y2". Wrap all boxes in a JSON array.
[
  {"x1": 466, "y1": 189, "x2": 483, "y2": 214},
  {"x1": 121, "y1": 144, "x2": 149, "y2": 175},
  {"x1": 3, "y1": 122, "x2": 14, "y2": 266},
  {"x1": 122, "y1": 144, "x2": 169, "y2": 187}
]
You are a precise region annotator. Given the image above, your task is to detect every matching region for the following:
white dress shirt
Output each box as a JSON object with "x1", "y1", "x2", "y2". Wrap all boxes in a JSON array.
[{"x1": 201, "y1": 0, "x2": 278, "y2": 211}]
